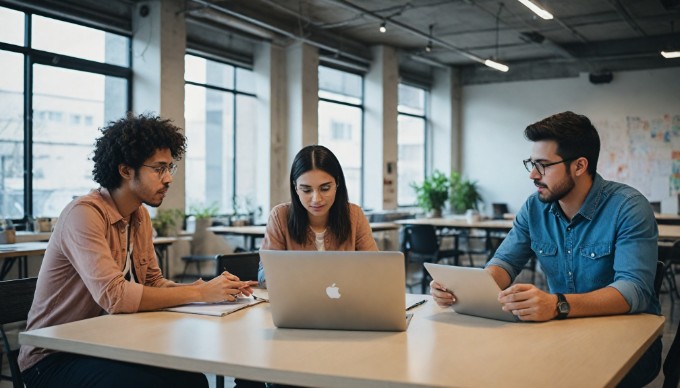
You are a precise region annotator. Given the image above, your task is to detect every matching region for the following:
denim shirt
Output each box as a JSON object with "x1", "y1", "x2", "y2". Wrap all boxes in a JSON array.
[{"x1": 488, "y1": 174, "x2": 660, "y2": 315}]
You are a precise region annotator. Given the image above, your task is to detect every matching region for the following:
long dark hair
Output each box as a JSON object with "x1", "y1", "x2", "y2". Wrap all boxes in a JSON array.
[{"x1": 288, "y1": 145, "x2": 351, "y2": 245}]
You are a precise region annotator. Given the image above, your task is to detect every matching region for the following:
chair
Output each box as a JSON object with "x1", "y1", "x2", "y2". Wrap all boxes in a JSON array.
[
  {"x1": 491, "y1": 203, "x2": 509, "y2": 220},
  {"x1": 664, "y1": 319, "x2": 680, "y2": 388},
  {"x1": 0, "y1": 277, "x2": 38, "y2": 388},
  {"x1": 650, "y1": 201, "x2": 662, "y2": 214},
  {"x1": 658, "y1": 240, "x2": 680, "y2": 304},
  {"x1": 179, "y1": 254, "x2": 219, "y2": 282},
  {"x1": 215, "y1": 251, "x2": 260, "y2": 282},
  {"x1": 402, "y1": 225, "x2": 461, "y2": 293},
  {"x1": 655, "y1": 260, "x2": 665, "y2": 297}
]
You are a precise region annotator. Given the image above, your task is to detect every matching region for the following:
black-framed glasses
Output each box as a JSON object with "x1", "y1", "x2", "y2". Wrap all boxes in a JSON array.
[
  {"x1": 142, "y1": 163, "x2": 177, "y2": 178},
  {"x1": 523, "y1": 158, "x2": 576, "y2": 176}
]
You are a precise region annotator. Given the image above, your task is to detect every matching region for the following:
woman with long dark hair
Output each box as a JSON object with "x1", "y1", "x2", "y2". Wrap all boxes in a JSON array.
[{"x1": 258, "y1": 145, "x2": 378, "y2": 285}]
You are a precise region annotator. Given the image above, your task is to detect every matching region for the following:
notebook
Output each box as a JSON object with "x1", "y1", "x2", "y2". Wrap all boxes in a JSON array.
[
  {"x1": 259, "y1": 250, "x2": 408, "y2": 331},
  {"x1": 424, "y1": 263, "x2": 517, "y2": 322}
]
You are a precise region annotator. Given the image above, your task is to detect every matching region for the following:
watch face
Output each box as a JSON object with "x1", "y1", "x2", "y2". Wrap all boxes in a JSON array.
[{"x1": 558, "y1": 303, "x2": 569, "y2": 313}]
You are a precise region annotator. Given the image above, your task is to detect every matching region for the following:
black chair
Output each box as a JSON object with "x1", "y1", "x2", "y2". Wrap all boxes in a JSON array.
[
  {"x1": 664, "y1": 319, "x2": 680, "y2": 388},
  {"x1": 491, "y1": 203, "x2": 509, "y2": 220},
  {"x1": 215, "y1": 251, "x2": 260, "y2": 282},
  {"x1": 402, "y1": 225, "x2": 461, "y2": 293},
  {"x1": 0, "y1": 277, "x2": 38, "y2": 388},
  {"x1": 179, "y1": 254, "x2": 219, "y2": 282},
  {"x1": 658, "y1": 240, "x2": 680, "y2": 304}
]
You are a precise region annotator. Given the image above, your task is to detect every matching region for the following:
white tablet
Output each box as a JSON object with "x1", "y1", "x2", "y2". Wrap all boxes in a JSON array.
[{"x1": 424, "y1": 263, "x2": 518, "y2": 322}]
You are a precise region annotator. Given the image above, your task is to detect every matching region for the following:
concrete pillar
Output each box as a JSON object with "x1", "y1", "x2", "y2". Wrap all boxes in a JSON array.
[
  {"x1": 431, "y1": 67, "x2": 461, "y2": 174},
  {"x1": 254, "y1": 42, "x2": 288, "y2": 217},
  {"x1": 364, "y1": 45, "x2": 399, "y2": 210},
  {"x1": 286, "y1": 42, "x2": 319, "y2": 169},
  {"x1": 131, "y1": 0, "x2": 186, "y2": 211}
]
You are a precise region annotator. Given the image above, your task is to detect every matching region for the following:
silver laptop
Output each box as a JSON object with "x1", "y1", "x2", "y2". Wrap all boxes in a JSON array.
[
  {"x1": 260, "y1": 250, "x2": 408, "y2": 331},
  {"x1": 424, "y1": 263, "x2": 517, "y2": 322}
]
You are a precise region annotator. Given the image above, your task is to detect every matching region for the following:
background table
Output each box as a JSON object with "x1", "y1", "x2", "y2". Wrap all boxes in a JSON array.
[
  {"x1": 21, "y1": 294, "x2": 663, "y2": 388},
  {"x1": 0, "y1": 241, "x2": 49, "y2": 280}
]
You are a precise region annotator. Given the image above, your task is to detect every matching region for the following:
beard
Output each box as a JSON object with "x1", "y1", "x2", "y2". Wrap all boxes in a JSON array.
[{"x1": 535, "y1": 175, "x2": 576, "y2": 203}]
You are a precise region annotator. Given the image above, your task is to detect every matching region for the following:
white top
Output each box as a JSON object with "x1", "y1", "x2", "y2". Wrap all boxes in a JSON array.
[{"x1": 314, "y1": 230, "x2": 325, "y2": 251}]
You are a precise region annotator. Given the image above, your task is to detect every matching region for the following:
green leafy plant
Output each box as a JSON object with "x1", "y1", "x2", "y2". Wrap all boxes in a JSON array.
[
  {"x1": 449, "y1": 171, "x2": 483, "y2": 214},
  {"x1": 190, "y1": 202, "x2": 219, "y2": 220},
  {"x1": 410, "y1": 170, "x2": 450, "y2": 216},
  {"x1": 151, "y1": 208, "x2": 184, "y2": 237}
]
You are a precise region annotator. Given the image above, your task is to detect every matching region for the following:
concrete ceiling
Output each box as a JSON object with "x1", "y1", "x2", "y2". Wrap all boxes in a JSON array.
[{"x1": 186, "y1": 0, "x2": 680, "y2": 84}]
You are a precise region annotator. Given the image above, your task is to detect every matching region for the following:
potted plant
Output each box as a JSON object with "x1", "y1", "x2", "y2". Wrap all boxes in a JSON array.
[
  {"x1": 189, "y1": 202, "x2": 219, "y2": 255},
  {"x1": 449, "y1": 171, "x2": 483, "y2": 215},
  {"x1": 151, "y1": 208, "x2": 183, "y2": 237},
  {"x1": 410, "y1": 170, "x2": 450, "y2": 218}
]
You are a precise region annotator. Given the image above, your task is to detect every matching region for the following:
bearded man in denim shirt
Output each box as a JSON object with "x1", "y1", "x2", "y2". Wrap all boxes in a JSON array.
[{"x1": 431, "y1": 111, "x2": 661, "y2": 387}]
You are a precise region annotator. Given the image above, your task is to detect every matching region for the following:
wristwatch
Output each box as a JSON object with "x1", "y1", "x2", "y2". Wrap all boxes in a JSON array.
[{"x1": 555, "y1": 293, "x2": 570, "y2": 319}]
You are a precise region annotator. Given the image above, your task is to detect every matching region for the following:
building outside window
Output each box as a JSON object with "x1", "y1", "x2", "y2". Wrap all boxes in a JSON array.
[
  {"x1": 0, "y1": 6, "x2": 130, "y2": 221},
  {"x1": 184, "y1": 54, "x2": 257, "y2": 217},
  {"x1": 318, "y1": 65, "x2": 364, "y2": 205},
  {"x1": 397, "y1": 83, "x2": 427, "y2": 206}
]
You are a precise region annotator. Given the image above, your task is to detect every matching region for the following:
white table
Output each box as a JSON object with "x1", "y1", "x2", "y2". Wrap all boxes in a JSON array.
[{"x1": 20, "y1": 294, "x2": 663, "y2": 387}]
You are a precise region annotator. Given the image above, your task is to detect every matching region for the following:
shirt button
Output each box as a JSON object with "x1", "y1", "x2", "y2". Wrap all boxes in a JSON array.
[
  {"x1": 567, "y1": 227, "x2": 571, "y2": 231},
  {"x1": 539, "y1": 250, "x2": 543, "y2": 254},
  {"x1": 567, "y1": 250, "x2": 571, "y2": 254},
  {"x1": 568, "y1": 271, "x2": 572, "y2": 276},
  {"x1": 591, "y1": 253, "x2": 595, "y2": 257}
]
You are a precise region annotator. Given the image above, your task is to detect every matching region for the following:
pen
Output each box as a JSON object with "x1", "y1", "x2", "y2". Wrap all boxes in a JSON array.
[
  {"x1": 405, "y1": 299, "x2": 427, "y2": 311},
  {"x1": 253, "y1": 294, "x2": 269, "y2": 302}
]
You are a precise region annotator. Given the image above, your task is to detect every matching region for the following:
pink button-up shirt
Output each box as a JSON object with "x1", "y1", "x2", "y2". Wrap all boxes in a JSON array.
[{"x1": 19, "y1": 188, "x2": 174, "y2": 371}]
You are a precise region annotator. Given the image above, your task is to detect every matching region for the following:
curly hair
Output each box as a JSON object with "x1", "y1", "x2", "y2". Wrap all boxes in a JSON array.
[{"x1": 92, "y1": 113, "x2": 187, "y2": 190}]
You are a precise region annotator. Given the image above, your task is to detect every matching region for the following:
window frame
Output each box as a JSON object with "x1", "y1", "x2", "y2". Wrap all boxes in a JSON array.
[
  {"x1": 397, "y1": 82, "x2": 429, "y2": 207},
  {"x1": 183, "y1": 52, "x2": 257, "y2": 215},
  {"x1": 0, "y1": 5, "x2": 132, "y2": 226},
  {"x1": 317, "y1": 64, "x2": 366, "y2": 206}
]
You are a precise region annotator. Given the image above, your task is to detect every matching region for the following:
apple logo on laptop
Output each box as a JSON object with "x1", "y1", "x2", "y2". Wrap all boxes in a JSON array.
[{"x1": 326, "y1": 283, "x2": 341, "y2": 299}]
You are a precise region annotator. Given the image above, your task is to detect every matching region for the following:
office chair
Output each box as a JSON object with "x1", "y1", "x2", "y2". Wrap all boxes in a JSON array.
[
  {"x1": 215, "y1": 251, "x2": 260, "y2": 282},
  {"x1": 402, "y1": 225, "x2": 461, "y2": 293},
  {"x1": 664, "y1": 319, "x2": 680, "y2": 388},
  {"x1": 491, "y1": 203, "x2": 509, "y2": 220},
  {"x1": 0, "y1": 277, "x2": 38, "y2": 388}
]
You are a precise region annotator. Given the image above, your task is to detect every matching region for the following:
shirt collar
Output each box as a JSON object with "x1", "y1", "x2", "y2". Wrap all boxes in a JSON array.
[
  {"x1": 548, "y1": 173, "x2": 603, "y2": 221},
  {"x1": 96, "y1": 187, "x2": 141, "y2": 227}
]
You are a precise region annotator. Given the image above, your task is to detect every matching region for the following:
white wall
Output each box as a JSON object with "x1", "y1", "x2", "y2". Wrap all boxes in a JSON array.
[{"x1": 462, "y1": 67, "x2": 680, "y2": 216}]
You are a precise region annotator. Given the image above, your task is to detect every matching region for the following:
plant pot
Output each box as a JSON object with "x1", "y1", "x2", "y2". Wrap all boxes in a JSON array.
[
  {"x1": 191, "y1": 218, "x2": 213, "y2": 255},
  {"x1": 429, "y1": 208, "x2": 443, "y2": 218}
]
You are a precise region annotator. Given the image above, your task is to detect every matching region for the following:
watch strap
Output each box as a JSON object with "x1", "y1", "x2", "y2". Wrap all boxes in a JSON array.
[{"x1": 555, "y1": 293, "x2": 569, "y2": 320}]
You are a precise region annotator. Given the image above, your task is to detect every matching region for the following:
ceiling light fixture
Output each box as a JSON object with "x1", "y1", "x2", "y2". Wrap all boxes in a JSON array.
[
  {"x1": 485, "y1": 3, "x2": 509, "y2": 73},
  {"x1": 425, "y1": 24, "x2": 434, "y2": 52},
  {"x1": 517, "y1": 0, "x2": 553, "y2": 20},
  {"x1": 379, "y1": 21, "x2": 387, "y2": 33},
  {"x1": 661, "y1": 21, "x2": 679, "y2": 59}
]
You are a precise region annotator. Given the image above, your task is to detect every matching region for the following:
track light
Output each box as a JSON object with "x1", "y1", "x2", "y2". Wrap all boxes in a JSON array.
[
  {"x1": 485, "y1": 59, "x2": 509, "y2": 72},
  {"x1": 661, "y1": 22, "x2": 679, "y2": 59},
  {"x1": 425, "y1": 24, "x2": 434, "y2": 52},
  {"x1": 517, "y1": 0, "x2": 553, "y2": 20},
  {"x1": 379, "y1": 21, "x2": 387, "y2": 33}
]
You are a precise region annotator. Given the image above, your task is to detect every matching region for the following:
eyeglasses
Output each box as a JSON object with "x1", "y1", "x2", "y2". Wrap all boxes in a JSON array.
[
  {"x1": 142, "y1": 163, "x2": 177, "y2": 178},
  {"x1": 295, "y1": 183, "x2": 337, "y2": 198},
  {"x1": 523, "y1": 158, "x2": 576, "y2": 176}
]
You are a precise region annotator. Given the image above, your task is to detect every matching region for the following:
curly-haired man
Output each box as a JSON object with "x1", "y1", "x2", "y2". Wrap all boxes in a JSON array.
[{"x1": 19, "y1": 113, "x2": 256, "y2": 387}]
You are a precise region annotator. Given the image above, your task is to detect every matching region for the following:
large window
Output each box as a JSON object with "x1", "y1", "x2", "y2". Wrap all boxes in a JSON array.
[
  {"x1": 184, "y1": 54, "x2": 257, "y2": 216},
  {"x1": 318, "y1": 66, "x2": 364, "y2": 204},
  {"x1": 0, "y1": 6, "x2": 130, "y2": 221},
  {"x1": 397, "y1": 83, "x2": 427, "y2": 206}
]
